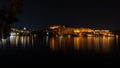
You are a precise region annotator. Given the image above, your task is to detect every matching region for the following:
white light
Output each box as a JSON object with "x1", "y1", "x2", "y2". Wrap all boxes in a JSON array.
[
  {"x1": 47, "y1": 32, "x2": 49, "y2": 35},
  {"x1": 10, "y1": 32, "x2": 16, "y2": 36},
  {"x1": 17, "y1": 33, "x2": 19, "y2": 34},
  {"x1": 24, "y1": 27, "x2": 26, "y2": 30}
]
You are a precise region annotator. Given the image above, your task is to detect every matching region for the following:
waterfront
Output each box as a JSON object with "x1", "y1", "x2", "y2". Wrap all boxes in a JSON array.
[{"x1": 0, "y1": 35, "x2": 119, "y2": 65}]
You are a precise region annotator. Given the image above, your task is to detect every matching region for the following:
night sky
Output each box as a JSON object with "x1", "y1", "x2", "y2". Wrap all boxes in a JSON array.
[{"x1": 1, "y1": 0, "x2": 120, "y2": 30}]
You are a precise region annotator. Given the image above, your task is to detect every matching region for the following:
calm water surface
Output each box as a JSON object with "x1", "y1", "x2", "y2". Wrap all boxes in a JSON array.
[{"x1": 0, "y1": 35, "x2": 120, "y2": 64}]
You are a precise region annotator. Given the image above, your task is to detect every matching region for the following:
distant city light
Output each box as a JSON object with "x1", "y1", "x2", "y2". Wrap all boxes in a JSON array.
[{"x1": 24, "y1": 27, "x2": 26, "y2": 30}]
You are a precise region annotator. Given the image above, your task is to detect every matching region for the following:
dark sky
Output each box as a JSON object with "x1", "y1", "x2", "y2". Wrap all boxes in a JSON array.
[{"x1": 1, "y1": 0, "x2": 120, "y2": 30}]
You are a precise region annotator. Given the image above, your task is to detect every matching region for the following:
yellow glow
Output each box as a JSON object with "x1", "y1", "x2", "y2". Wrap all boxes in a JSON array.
[
  {"x1": 87, "y1": 34, "x2": 93, "y2": 37},
  {"x1": 74, "y1": 29, "x2": 80, "y2": 33},
  {"x1": 49, "y1": 26, "x2": 60, "y2": 29}
]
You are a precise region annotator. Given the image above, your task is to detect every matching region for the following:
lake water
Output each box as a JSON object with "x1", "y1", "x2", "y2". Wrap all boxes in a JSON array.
[{"x1": 0, "y1": 35, "x2": 120, "y2": 65}]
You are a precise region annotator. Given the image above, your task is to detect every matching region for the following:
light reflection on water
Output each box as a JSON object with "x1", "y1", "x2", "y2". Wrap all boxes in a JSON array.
[
  {"x1": 0, "y1": 35, "x2": 35, "y2": 48},
  {"x1": 48, "y1": 36, "x2": 117, "y2": 53},
  {"x1": 0, "y1": 35, "x2": 118, "y2": 53}
]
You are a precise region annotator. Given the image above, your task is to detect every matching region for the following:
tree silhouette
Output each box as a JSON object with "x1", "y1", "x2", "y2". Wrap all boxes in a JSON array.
[{"x1": 0, "y1": 0, "x2": 23, "y2": 39}]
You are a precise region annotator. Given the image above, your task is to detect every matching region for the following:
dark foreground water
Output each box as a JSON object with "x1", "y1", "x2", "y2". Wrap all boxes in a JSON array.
[{"x1": 0, "y1": 35, "x2": 120, "y2": 66}]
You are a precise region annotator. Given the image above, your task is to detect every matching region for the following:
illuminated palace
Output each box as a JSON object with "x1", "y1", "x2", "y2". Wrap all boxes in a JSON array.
[{"x1": 49, "y1": 25, "x2": 115, "y2": 37}]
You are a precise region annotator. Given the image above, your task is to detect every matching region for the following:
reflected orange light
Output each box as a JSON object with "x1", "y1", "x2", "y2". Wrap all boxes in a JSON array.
[
  {"x1": 27, "y1": 36, "x2": 30, "y2": 45},
  {"x1": 74, "y1": 37, "x2": 80, "y2": 51},
  {"x1": 32, "y1": 36, "x2": 34, "y2": 47},
  {"x1": 50, "y1": 37, "x2": 55, "y2": 51},
  {"x1": 23, "y1": 36, "x2": 27, "y2": 47},
  {"x1": 47, "y1": 35, "x2": 115, "y2": 53},
  {"x1": 20, "y1": 36, "x2": 24, "y2": 46},
  {"x1": 87, "y1": 37, "x2": 92, "y2": 50},
  {"x1": 16, "y1": 36, "x2": 19, "y2": 46},
  {"x1": 93, "y1": 37, "x2": 101, "y2": 52},
  {"x1": 102, "y1": 37, "x2": 109, "y2": 52}
]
